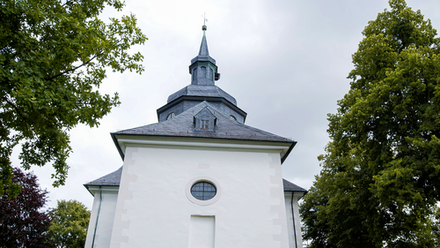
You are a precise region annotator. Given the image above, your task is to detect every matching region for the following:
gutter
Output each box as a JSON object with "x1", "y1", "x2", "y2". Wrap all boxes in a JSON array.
[
  {"x1": 91, "y1": 186, "x2": 102, "y2": 248},
  {"x1": 291, "y1": 191, "x2": 298, "y2": 248}
]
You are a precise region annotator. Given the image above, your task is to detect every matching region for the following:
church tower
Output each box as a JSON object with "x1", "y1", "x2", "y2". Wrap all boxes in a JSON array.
[{"x1": 84, "y1": 26, "x2": 306, "y2": 248}]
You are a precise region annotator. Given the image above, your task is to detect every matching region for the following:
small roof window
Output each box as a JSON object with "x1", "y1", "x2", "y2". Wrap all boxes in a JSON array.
[
  {"x1": 201, "y1": 120, "x2": 209, "y2": 130},
  {"x1": 194, "y1": 107, "x2": 217, "y2": 131}
]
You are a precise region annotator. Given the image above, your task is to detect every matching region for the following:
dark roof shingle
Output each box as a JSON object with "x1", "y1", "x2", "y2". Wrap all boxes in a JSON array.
[
  {"x1": 113, "y1": 101, "x2": 294, "y2": 143},
  {"x1": 84, "y1": 166, "x2": 122, "y2": 187},
  {"x1": 283, "y1": 179, "x2": 308, "y2": 193}
]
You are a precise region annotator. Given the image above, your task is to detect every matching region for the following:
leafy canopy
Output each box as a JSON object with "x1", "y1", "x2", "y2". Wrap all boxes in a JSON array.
[
  {"x1": 0, "y1": 0, "x2": 147, "y2": 195},
  {"x1": 0, "y1": 168, "x2": 52, "y2": 247},
  {"x1": 300, "y1": 0, "x2": 440, "y2": 247},
  {"x1": 48, "y1": 200, "x2": 91, "y2": 248}
]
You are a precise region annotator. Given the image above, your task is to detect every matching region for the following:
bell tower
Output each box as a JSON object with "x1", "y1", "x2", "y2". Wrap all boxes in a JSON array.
[
  {"x1": 189, "y1": 25, "x2": 220, "y2": 86},
  {"x1": 157, "y1": 25, "x2": 247, "y2": 124}
]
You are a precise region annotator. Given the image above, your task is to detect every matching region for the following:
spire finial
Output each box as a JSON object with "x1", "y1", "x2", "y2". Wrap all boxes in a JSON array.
[{"x1": 202, "y1": 13, "x2": 207, "y2": 31}]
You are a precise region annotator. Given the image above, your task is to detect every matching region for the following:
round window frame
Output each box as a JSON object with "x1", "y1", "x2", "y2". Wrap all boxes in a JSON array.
[
  {"x1": 186, "y1": 177, "x2": 221, "y2": 206},
  {"x1": 190, "y1": 181, "x2": 217, "y2": 201}
]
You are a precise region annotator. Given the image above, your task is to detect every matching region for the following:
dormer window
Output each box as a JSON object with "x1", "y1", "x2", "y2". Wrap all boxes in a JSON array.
[
  {"x1": 194, "y1": 107, "x2": 217, "y2": 132},
  {"x1": 201, "y1": 120, "x2": 209, "y2": 130}
]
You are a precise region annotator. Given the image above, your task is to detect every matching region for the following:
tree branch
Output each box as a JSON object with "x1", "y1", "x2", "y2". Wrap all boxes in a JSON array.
[
  {"x1": 4, "y1": 97, "x2": 32, "y2": 138},
  {"x1": 45, "y1": 54, "x2": 99, "y2": 81},
  {"x1": 62, "y1": 0, "x2": 80, "y2": 8}
]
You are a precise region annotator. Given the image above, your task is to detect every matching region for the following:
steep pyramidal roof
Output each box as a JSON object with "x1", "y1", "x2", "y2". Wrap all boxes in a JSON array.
[{"x1": 191, "y1": 32, "x2": 215, "y2": 64}]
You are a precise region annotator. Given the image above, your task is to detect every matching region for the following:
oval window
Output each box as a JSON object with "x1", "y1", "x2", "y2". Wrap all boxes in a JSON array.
[{"x1": 191, "y1": 182, "x2": 216, "y2": 200}]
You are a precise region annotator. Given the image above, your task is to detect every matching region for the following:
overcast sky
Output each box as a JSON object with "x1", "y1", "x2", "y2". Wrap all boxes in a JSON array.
[{"x1": 15, "y1": 0, "x2": 440, "y2": 209}]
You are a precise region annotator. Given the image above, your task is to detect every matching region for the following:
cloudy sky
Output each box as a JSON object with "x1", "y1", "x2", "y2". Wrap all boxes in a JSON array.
[{"x1": 16, "y1": 0, "x2": 440, "y2": 209}]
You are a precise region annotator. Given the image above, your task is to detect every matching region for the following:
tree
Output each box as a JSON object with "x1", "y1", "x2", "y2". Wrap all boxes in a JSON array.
[
  {"x1": 0, "y1": 0, "x2": 147, "y2": 196},
  {"x1": 47, "y1": 200, "x2": 90, "y2": 248},
  {"x1": 300, "y1": 0, "x2": 440, "y2": 247},
  {"x1": 0, "y1": 168, "x2": 52, "y2": 247}
]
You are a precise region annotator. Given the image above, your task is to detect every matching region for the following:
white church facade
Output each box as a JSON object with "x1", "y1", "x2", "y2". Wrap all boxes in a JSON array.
[{"x1": 84, "y1": 26, "x2": 307, "y2": 248}]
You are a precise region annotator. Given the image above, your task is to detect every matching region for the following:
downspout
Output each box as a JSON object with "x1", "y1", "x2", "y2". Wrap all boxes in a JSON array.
[
  {"x1": 291, "y1": 192, "x2": 298, "y2": 248},
  {"x1": 91, "y1": 186, "x2": 103, "y2": 248}
]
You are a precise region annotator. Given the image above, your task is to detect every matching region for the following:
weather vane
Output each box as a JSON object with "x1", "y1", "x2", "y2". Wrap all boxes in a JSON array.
[{"x1": 202, "y1": 12, "x2": 208, "y2": 31}]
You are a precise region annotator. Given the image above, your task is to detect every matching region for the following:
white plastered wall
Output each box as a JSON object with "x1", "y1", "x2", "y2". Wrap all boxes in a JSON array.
[
  {"x1": 109, "y1": 139, "x2": 291, "y2": 248},
  {"x1": 84, "y1": 187, "x2": 119, "y2": 248},
  {"x1": 284, "y1": 192, "x2": 305, "y2": 248}
]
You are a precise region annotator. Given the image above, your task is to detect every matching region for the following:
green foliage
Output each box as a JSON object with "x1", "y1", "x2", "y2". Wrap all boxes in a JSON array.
[
  {"x1": 0, "y1": 0, "x2": 147, "y2": 196},
  {"x1": 300, "y1": 0, "x2": 440, "y2": 247},
  {"x1": 48, "y1": 200, "x2": 91, "y2": 248}
]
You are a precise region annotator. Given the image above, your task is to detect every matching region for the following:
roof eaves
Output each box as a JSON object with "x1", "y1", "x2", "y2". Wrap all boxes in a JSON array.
[
  {"x1": 157, "y1": 95, "x2": 247, "y2": 121},
  {"x1": 83, "y1": 184, "x2": 120, "y2": 196},
  {"x1": 281, "y1": 141, "x2": 297, "y2": 164},
  {"x1": 111, "y1": 132, "x2": 125, "y2": 161},
  {"x1": 111, "y1": 132, "x2": 295, "y2": 161},
  {"x1": 283, "y1": 179, "x2": 308, "y2": 193}
]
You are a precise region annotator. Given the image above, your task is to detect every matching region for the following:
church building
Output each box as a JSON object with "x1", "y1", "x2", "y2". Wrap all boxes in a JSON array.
[{"x1": 84, "y1": 25, "x2": 307, "y2": 248}]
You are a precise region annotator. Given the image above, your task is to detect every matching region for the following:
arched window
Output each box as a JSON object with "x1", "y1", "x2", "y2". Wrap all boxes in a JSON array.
[
  {"x1": 166, "y1": 112, "x2": 175, "y2": 120},
  {"x1": 192, "y1": 68, "x2": 197, "y2": 81},
  {"x1": 201, "y1": 66, "x2": 206, "y2": 78},
  {"x1": 209, "y1": 68, "x2": 213, "y2": 80}
]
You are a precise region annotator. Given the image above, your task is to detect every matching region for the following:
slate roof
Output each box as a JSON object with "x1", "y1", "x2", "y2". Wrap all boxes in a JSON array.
[
  {"x1": 84, "y1": 166, "x2": 122, "y2": 187},
  {"x1": 84, "y1": 166, "x2": 307, "y2": 194},
  {"x1": 190, "y1": 32, "x2": 216, "y2": 64},
  {"x1": 167, "y1": 84, "x2": 237, "y2": 104},
  {"x1": 111, "y1": 101, "x2": 296, "y2": 162},
  {"x1": 283, "y1": 179, "x2": 308, "y2": 193},
  {"x1": 113, "y1": 101, "x2": 293, "y2": 142}
]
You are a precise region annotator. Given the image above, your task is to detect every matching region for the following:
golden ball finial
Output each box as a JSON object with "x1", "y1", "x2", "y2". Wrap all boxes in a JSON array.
[{"x1": 202, "y1": 13, "x2": 207, "y2": 31}]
